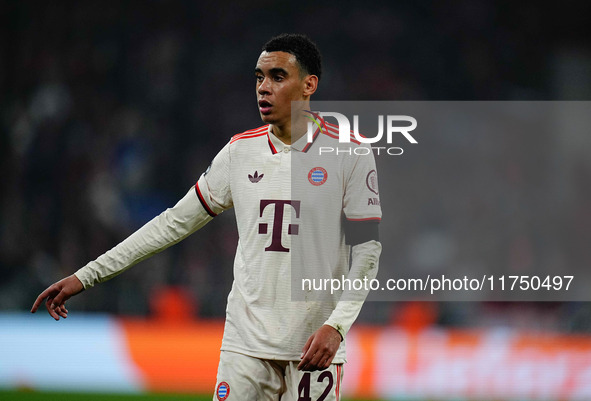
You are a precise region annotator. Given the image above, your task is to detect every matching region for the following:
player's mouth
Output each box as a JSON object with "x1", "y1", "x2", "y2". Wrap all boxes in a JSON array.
[{"x1": 258, "y1": 100, "x2": 272, "y2": 115}]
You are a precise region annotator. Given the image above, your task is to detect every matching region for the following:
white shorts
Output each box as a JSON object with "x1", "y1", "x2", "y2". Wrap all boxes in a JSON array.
[{"x1": 213, "y1": 350, "x2": 343, "y2": 401}]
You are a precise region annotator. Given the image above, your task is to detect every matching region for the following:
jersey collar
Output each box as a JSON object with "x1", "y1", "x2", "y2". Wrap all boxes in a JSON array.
[
  {"x1": 292, "y1": 114, "x2": 324, "y2": 153},
  {"x1": 266, "y1": 117, "x2": 324, "y2": 154},
  {"x1": 267, "y1": 127, "x2": 286, "y2": 154}
]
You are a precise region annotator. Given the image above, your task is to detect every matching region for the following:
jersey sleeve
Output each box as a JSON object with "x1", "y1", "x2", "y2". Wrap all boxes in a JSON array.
[
  {"x1": 194, "y1": 141, "x2": 233, "y2": 217},
  {"x1": 342, "y1": 145, "x2": 382, "y2": 221},
  {"x1": 324, "y1": 239, "x2": 382, "y2": 339},
  {"x1": 74, "y1": 187, "x2": 213, "y2": 289}
]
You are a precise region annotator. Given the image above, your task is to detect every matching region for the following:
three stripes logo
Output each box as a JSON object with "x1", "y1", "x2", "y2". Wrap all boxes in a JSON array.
[
  {"x1": 248, "y1": 171, "x2": 264, "y2": 183},
  {"x1": 216, "y1": 381, "x2": 230, "y2": 400}
]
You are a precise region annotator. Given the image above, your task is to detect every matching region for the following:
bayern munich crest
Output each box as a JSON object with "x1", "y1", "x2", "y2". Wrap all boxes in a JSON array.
[
  {"x1": 216, "y1": 381, "x2": 230, "y2": 400},
  {"x1": 308, "y1": 167, "x2": 328, "y2": 186}
]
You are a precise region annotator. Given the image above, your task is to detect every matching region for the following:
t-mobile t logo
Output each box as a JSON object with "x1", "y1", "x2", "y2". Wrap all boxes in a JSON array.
[{"x1": 258, "y1": 200, "x2": 301, "y2": 252}]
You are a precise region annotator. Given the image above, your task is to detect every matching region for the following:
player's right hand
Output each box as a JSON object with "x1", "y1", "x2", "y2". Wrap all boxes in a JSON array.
[{"x1": 31, "y1": 274, "x2": 84, "y2": 321}]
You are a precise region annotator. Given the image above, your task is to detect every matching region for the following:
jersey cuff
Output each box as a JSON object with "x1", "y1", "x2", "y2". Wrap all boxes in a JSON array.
[
  {"x1": 73, "y1": 270, "x2": 93, "y2": 290},
  {"x1": 194, "y1": 182, "x2": 217, "y2": 217},
  {"x1": 324, "y1": 322, "x2": 345, "y2": 342}
]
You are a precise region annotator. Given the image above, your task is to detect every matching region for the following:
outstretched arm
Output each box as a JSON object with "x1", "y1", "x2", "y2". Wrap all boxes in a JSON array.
[{"x1": 30, "y1": 187, "x2": 213, "y2": 319}]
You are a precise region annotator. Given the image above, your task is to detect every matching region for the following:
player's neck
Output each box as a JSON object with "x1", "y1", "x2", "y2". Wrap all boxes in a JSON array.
[
  {"x1": 270, "y1": 123, "x2": 292, "y2": 144},
  {"x1": 271, "y1": 116, "x2": 307, "y2": 145}
]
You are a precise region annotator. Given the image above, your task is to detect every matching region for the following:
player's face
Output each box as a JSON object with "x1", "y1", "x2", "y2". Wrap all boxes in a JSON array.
[{"x1": 255, "y1": 51, "x2": 309, "y2": 126}]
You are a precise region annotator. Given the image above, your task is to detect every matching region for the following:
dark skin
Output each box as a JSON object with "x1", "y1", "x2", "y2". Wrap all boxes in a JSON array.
[
  {"x1": 255, "y1": 51, "x2": 316, "y2": 144},
  {"x1": 31, "y1": 50, "x2": 341, "y2": 372},
  {"x1": 298, "y1": 324, "x2": 343, "y2": 371}
]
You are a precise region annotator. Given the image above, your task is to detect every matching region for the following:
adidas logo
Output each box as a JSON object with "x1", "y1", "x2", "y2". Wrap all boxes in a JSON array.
[{"x1": 248, "y1": 171, "x2": 264, "y2": 183}]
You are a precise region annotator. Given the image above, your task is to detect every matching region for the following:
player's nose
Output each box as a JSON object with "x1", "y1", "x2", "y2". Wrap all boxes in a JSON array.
[{"x1": 258, "y1": 77, "x2": 271, "y2": 94}]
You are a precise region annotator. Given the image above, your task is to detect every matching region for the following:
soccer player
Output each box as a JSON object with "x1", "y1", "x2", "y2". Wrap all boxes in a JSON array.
[{"x1": 31, "y1": 33, "x2": 382, "y2": 400}]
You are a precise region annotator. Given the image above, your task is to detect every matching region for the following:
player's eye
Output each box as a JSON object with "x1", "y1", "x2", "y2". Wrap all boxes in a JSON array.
[
  {"x1": 255, "y1": 75, "x2": 264, "y2": 82},
  {"x1": 274, "y1": 75, "x2": 284, "y2": 82}
]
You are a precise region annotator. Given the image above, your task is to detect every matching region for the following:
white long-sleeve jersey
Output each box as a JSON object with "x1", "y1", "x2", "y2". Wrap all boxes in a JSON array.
[{"x1": 76, "y1": 123, "x2": 382, "y2": 363}]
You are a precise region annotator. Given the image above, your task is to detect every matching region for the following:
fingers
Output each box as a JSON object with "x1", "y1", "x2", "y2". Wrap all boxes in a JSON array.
[
  {"x1": 31, "y1": 275, "x2": 82, "y2": 319},
  {"x1": 298, "y1": 326, "x2": 341, "y2": 371},
  {"x1": 305, "y1": 350, "x2": 324, "y2": 371},
  {"x1": 321, "y1": 353, "x2": 335, "y2": 370},
  {"x1": 56, "y1": 304, "x2": 68, "y2": 319},
  {"x1": 298, "y1": 340, "x2": 329, "y2": 371},
  {"x1": 300, "y1": 334, "x2": 313, "y2": 358},
  {"x1": 52, "y1": 291, "x2": 67, "y2": 311},
  {"x1": 315, "y1": 353, "x2": 335, "y2": 371},
  {"x1": 297, "y1": 335, "x2": 315, "y2": 370},
  {"x1": 310, "y1": 345, "x2": 335, "y2": 371},
  {"x1": 299, "y1": 350, "x2": 329, "y2": 371},
  {"x1": 45, "y1": 296, "x2": 60, "y2": 321},
  {"x1": 30, "y1": 287, "x2": 53, "y2": 313},
  {"x1": 53, "y1": 299, "x2": 69, "y2": 319},
  {"x1": 44, "y1": 294, "x2": 69, "y2": 320},
  {"x1": 33, "y1": 284, "x2": 68, "y2": 320}
]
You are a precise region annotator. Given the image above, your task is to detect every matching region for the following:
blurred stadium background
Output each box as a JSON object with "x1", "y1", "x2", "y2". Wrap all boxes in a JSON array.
[{"x1": 2, "y1": 1, "x2": 591, "y2": 400}]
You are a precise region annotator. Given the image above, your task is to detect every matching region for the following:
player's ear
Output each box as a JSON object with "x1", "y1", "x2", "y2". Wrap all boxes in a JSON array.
[{"x1": 302, "y1": 75, "x2": 318, "y2": 97}]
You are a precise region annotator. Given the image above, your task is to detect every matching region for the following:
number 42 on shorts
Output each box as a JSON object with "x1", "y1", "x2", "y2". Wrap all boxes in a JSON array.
[{"x1": 298, "y1": 369, "x2": 341, "y2": 401}]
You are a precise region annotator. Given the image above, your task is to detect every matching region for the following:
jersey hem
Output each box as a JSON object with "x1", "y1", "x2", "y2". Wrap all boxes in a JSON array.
[
  {"x1": 220, "y1": 345, "x2": 347, "y2": 364},
  {"x1": 346, "y1": 216, "x2": 381, "y2": 221}
]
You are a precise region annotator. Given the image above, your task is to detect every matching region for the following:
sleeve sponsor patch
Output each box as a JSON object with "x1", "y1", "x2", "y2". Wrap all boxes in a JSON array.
[{"x1": 366, "y1": 170, "x2": 379, "y2": 195}]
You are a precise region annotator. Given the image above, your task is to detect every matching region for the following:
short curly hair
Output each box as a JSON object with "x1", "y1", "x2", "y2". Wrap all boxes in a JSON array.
[{"x1": 262, "y1": 33, "x2": 322, "y2": 81}]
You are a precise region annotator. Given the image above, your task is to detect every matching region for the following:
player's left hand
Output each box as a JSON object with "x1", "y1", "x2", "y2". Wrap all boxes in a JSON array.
[{"x1": 297, "y1": 324, "x2": 342, "y2": 371}]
